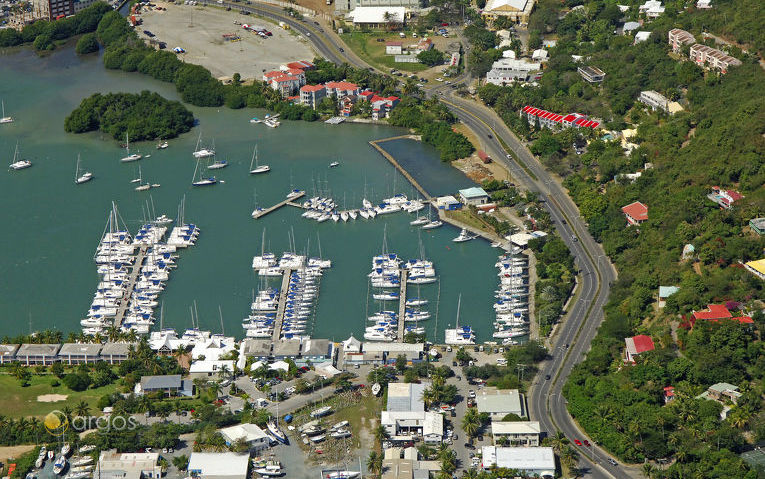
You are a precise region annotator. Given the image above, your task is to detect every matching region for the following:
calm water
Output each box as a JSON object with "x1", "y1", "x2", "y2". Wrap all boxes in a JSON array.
[{"x1": 0, "y1": 46, "x2": 501, "y2": 342}]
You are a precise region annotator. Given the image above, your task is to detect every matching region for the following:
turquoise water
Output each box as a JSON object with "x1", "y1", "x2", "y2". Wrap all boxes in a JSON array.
[{"x1": 0, "y1": 46, "x2": 500, "y2": 342}]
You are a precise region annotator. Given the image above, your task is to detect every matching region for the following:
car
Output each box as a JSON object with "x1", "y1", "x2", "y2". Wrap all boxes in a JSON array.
[
  {"x1": 441, "y1": 22, "x2": 448, "y2": 26},
  {"x1": 306, "y1": 32, "x2": 311, "y2": 36},
  {"x1": 487, "y1": 134, "x2": 493, "y2": 139},
  {"x1": 565, "y1": 343, "x2": 570, "y2": 348},
  {"x1": 464, "y1": 442, "x2": 475, "y2": 449},
  {"x1": 545, "y1": 374, "x2": 551, "y2": 380},
  {"x1": 435, "y1": 77, "x2": 444, "y2": 82},
  {"x1": 574, "y1": 439, "x2": 582, "y2": 446},
  {"x1": 608, "y1": 459, "x2": 618, "y2": 466},
  {"x1": 583, "y1": 440, "x2": 591, "y2": 447},
  {"x1": 314, "y1": 21, "x2": 320, "y2": 25},
  {"x1": 468, "y1": 389, "x2": 476, "y2": 398},
  {"x1": 339, "y1": 47, "x2": 344, "y2": 52},
  {"x1": 571, "y1": 235, "x2": 578, "y2": 241},
  {"x1": 456, "y1": 375, "x2": 462, "y2": 381}
]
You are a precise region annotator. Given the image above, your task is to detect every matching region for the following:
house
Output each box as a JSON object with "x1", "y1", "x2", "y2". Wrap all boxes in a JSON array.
[
  {"x1": 749, "y1": 218, "x2": 765, "y2": 235},
  {"x1": 634, "y1": 31, "x2": 651, "y2": 44},
  {"x1": 577, "y1": 65, "x2": 606, "y2": 83},
  {"x1": 325, "y1": 81, "x2": 361, "y2": 99},
  {"x1": 268, "y1": 74, "x2": 303, "y2": 98},
  {"x1": 347, "y1": 7, "x2": 407, "y2": 28},
  {"x1": 0, "y1": 344, "x2": 19, "y2": 364},
  {"x1": 386, "y1": 41, "x2": 404, "y2": 55},
  {"x1": 435, "y1": 195, "x2": 461, "y2": 210},
  {"x1": 364, "y1": 342, "x2": 424, "y2": 364},
  {"x1": 301, "y1": 338, "x2": 332, "y2": 362},
  {"x1": 697, "y1": 383, "x2": 741, "y2": 404},
  {"x1": 476, "y1": 388, "x2": 525, "y2": 420},
  {"x1": 486, "y1": 58, "x2": 541, "y2": 85},
  {"x1": 744, "y1": 258, "x2": 765, "y2": 280},
  {"x1": 189, "y1": 359, "x2": 235, "y2": 379},
  {"x1": 381, "y1": 382, "x2": 444, "y2": 444},
  {"x1": 689, "y1": 44, "x2": 742, "y2": 73},
  {"x1": 282, "y1": 60, "x2": 315, "y2": 72},
  {"x1": 416, "y1": 38, "x2": 433, "y2": 52},
  {"x1": 458, "y1": 187, "x2": 490, "y2": 206},
  {"x1": 490, "y1": 421, "x2": 541, "y2": 446},
  {"x1": 658, "y1": 286, "x2": 679, "y2": 308},
  {"x1": 137, "y1": 374, "x2": 193, "y2": 396},
  {"x1": 668, "y1": 29, "x2": 695, "y2": 52},
  {"x1": 663, "y1": 386, "x2": 675, "y2": 403},
  {"x1": 638, "y1": 90, "x2": 682, "y2": 114},
  {"x1": 366, "y1": 94, "x2": 400, "y2": 120},
  {"x1": 708, "y1": 186, "x2": 743, "y2": 208},
  {"x1": 219, "y1": 424, "x2": 271, "y2": 452},
  {"x1": 187, "y1": 452, "x2": 250, "y2": 479},
  {"x1": 681, "y1": 243, "x2": 695, "y2": 260},
  {"x1": 16, "y1": 343, "x2": 61, "y2": 365},
  {"x1": 97, "y1": 450, "x2": 162, "y2": 479},
  {"x1": 622, "y1": 21, "x2": 640, "y2": 34},
  {"x1": 690, "y1": 303, "x2": 754, "y2": 326},
  {"x1": 624, "y1": 335, "x2": 654, "y2": 363},
  {"x1": 269, "y1": 360, "x2": 290, "y2": 372},
  {"x1": 100, "y1": 342, "x2": 134, "y2": 364},
  {"x1": 531, "y1": 49, "x2": 548, "y2": 61},
  {"x1": 521, "y1": 106, "x2": 600, "y2": 130},
  {"x1": 480, "y1": 447, "x2": 555, "y2": 478},
  {"x1": 508, "y1": 230, "x2": 547, "y2": 247},
  {"x1": 639, "y1": 0, "x2": 665, "y2": 18},
  {"x1": 58, "y1": 343, "x2": 102, "y2": 365},
  {"x1": 334, "y1": 0, "x2": 419, "y2": 13},
  {"x1": 621, "y1": 201, "x2": 648, "y2": 226},
  {"x1": 482, "y1": 0, "x2": 535, "y2": 24}
]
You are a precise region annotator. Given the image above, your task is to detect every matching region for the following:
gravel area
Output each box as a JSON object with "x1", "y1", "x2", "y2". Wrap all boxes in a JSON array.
[{"x1": 139, "y1": 1, "x2": 316, "y2": 80}]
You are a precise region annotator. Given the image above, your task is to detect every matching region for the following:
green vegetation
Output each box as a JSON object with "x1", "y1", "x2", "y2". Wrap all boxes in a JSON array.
[
  {"x1": 75, "y1": 32, "x2": 99, "y2": 55},
  {"x1": 463, "y1": 341, "x2": 547, "y2": 391},
  {"x1": 64, "y1": 91, "x2": 195, "y2": 141},
  {"x1": 340, "y1": 32, "x2": 428, "y2": 72},
  {"x1": 528, "y1": 235, "x2": 576, "y2": 337},
  {"x1": 0, "y1": 2, "x2": 112, "y2": 51},
  {"x1": 418, "y1": 48, "x2": 445, "y2": 66}
]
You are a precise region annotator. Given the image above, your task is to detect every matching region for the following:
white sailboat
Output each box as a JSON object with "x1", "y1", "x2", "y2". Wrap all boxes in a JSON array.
[
  {"x1": 207, "y1": 155, "x2": 228, "y2": 169},
  {"x1": 156, "y1": 140, "x2": 168, "y2": 149},
  {"x1": 249, "y1": 145, "x2": 270, "y2": 174},
  {"x1": 134, "y1": 166, "x2": 151, "y2": 191},
  {"x1": 192, "y1": 158, "x2": 217, "y2": 186},
  {"x1": 192, "y1": 132, "x2": 215, "y2": 158},
  {"x1": 0, "y1": 100, "x2": 14, "y2": 124},
  {"x1": 74, "y1": 154, "x2": 93, "y2": 184},
  {"x1": 445, "y1": 294, "x2": 476, "y2": 345},
  {"x1": 120, "y1": 132, "x2": 142, "y2": 162},
  {"x1": 9, "y1": 141, "x2": 31, "y2": 170}
]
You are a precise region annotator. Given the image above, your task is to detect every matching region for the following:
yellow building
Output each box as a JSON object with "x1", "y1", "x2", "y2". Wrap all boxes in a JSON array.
[{"x1": 482, "y1": 0, "x2": 536, "y2": 25}]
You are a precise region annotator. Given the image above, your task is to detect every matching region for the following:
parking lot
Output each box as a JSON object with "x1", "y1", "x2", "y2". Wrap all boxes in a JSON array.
[{"x1": 139, "y1": 1, "x2": 315, "y2": 80}]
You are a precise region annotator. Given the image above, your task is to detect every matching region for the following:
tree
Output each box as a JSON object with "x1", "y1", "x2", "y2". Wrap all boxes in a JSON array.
[
  {"x1": 172, "y1": 455, "x2": 188, "y2": 471},
  {"x1": 374, "y1": 424, "x2": 389, "y2": 444},
  {"x1": 395, "y1": 354, "x2": 408, "y2": 373},
  {"x1": 418, "y1": 48, "x2": 445, "y2": 66},
  {"x1": 462, "y1": 407, "x2": 481, "y2": 442},
  {"x1": 455, "y1": 347, "x2": 473, "y2": 364},
  {"x1": 76, "y1": 32, "x2": 99, "y2": 54},
  {"x1": 367, "y1": 451, "x2": 382, "y2": 478},
  {"x1": 74, "y1": 400, "x2": 90, "y2": 418}
]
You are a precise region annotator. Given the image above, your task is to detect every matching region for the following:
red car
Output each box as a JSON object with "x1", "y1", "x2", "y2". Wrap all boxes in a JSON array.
[
  {"x1": 574, "y1": 439, "x2": 582, "y2": 446},
  {"x1": 441, "y1": 22, "x2": 448, "y2": 26},
  {"x1": 584, "y1": 440, "x2": 591, "y2": 447}
]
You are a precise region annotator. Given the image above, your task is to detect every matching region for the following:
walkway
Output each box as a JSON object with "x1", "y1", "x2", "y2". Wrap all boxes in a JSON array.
[
  {"x1": 252, "y1": 192, "x2": 306, "y2": 219},
  {"x1": 114, "y1": 244, "x2": 149, "y2": 328},
  {"x1": 369, "y1": 137, "x2": 432, "y2": 201},
  {"x1": 272, "y1": 268, "x2": 293, "y2": 341},
  {"x1": 397, "y1": 269, "x2": 408, "y2": 341}
]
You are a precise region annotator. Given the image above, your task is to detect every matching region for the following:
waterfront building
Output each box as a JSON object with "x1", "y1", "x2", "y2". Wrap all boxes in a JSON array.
[
  {"x1": 0, "y1": 344, "x2": 19, "y2": 364},
  {"x1": 382, "y1": 383, "x2": 444, "y2": 443},
  {"x1": 299, "y1": 84, "x2": 327, "y2": 110},
  {"x1": 459, "y1": 187, "x2": 490, "y2": 206},
  {"x1": 301, "y1": 338, "x2": 333, "y2": 362},
  {"x1": 189, "y1": 359, "x2": 235, "y2": 379},
  {"x1": 476, "y1": 388, "x2": 526, "y2": 420},
  {"x1": 136, "y1": 374, "x2": 194, "y2": 396},
  {"x1": 521, "y1": 106, "x2": 600, "y2": 130},
  {"x1": 480, "y1": 447, "x2": 555, "y2": 477},
  {"x1": 100, "y1": 342, "x2": 135, "y2": 364},
  {"x1": 16, "y1": 343, "x2": 61, "y2": 365},
  {"x1": 435, "y1": 195, "x2": 461, "y2": 210},
  {"x1": 239, "y1": 338, "x2": 272, "y2": 361},
  {"x1": 325, "y1": 81, "x2": 361, "y2": 98},
  {"x1": 187, "y1": 452, "x2": 250, "y2": 479},
  {"x1": 191, "y1": 337, "x2": 236, "y2": 361},
  {"x1": 58, "y1": 343, "x2": 102, "y2": 365},
  {"x1": 97, "y1": 450, "x2": 162, "y2": 479},
  {"x1": 35, "y1": 0, "x2": 73, "y2": 20},
  {"x1": 362, "y1": 342, "x2": 424, "y2": 364},
  {"x1": 272, "y1": 340, "x2": 301, "y2": 360},
  {"x1": 490, "y1": 421, "x2": 541, "y2": 446}
]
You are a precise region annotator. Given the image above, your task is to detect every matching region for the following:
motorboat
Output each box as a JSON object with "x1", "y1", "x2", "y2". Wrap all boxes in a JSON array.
[
  {"x1": 421, "y1": 220, "x2": 443, "y2": 229},
  {"x1": 9, "y1": 142, "x2": 31, "y2": 170},
  {"x1": 192, "y1": 133, "x2": 215, "y2": 158},
  {"x1": 453, "y1": 228, "x2": 477, "y2": 242},
  {"x1": 326, "y1": 471, "x2": 360, "y2": 479},
  {"x1": 157, "y1": 141, "x2": 168, "y2": 149},
  {"x1": 52, "y1": 456, "x2": 67, "y2": 475},
  {"x1": 254, "y1": 462, "x2": 284, "y2": 477},
  {"x1": 329, "y1": 161, "x2": 340, "y2": 167}
]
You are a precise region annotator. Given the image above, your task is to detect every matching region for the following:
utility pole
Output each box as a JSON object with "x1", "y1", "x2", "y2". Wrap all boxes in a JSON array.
[{"x1": 516, "y1": 363, "x2": 527, "y2": 382}]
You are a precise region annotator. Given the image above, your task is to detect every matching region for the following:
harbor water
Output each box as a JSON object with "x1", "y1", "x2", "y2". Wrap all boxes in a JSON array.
[{"x1": 0, "y1": 46, "x2": 502, "y2": 342}]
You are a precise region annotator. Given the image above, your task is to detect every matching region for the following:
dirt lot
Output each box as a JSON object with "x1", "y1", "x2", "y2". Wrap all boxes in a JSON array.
[
  {"x1": 139, "y1": 1, "x2": 316, "y2": 80},
  {"x1": 0, "y1": 445, "x2": 36, "y2": 466}
]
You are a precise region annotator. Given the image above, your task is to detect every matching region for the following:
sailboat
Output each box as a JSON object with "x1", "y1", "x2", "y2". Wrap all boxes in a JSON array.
[
  {"x1": 134, "y1": 166, "x2": 151, "y2": 191},
  {"x1": 192, "y1": 132, "x2": 215, "y2": 158},
  {"x1": 156, "y1": 140, "x2": 168, "y2": 149},
  {"x1": 192, "y1": 158, "x2": 217, "y2": 186},
  {"x1": 444, "y1": 294, "x2": 476, "y2": 345},
  {"x1": 251, "y1": 188, "x2": 265, "y2": 218},
  {"x1": 266, "y1": 386, "x2": 289, "y2": 444},
  {"x1": 120, "y1": 132, "x2": 142, "y2": 162},
  {"x1": 207, "y1": 154, "x2": 228, "y2": 170},
  {"x1": 74, "y1": 154, "x2": 93, "y2": 184},
  {"x1": 0, "y1": 100, "x2": 14, "y2": 124},
  {"x1": 249, "y1": 145, "x2": 270, "y2": 174},
  {"x1": 421, "y1": 208, "x2": 442, "y2": 229},
  {"x1": 9, "y1": 141, "x2": 32, "y2": 170}
]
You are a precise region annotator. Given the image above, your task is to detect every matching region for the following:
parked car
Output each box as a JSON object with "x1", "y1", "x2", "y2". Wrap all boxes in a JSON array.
[
  {"x1": 583, "y1": 440, "x2": 591, "y2": 447},
  {"x1": 608, "y1": 458, "x2": 618, "y2": 466},
  {"x1": 574, "y1": 439, "x2": 582, "y2": 446}
]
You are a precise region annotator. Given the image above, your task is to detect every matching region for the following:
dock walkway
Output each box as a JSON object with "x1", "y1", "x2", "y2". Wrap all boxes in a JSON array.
[
  {"x1": 369, "y1": 138, "x2": 432, "y2": 202},
  {"x1": 272, "y1": 269, "x2": 294, "y2": 341},
  {"x1": 397, "y1": 269, "x2": 409, "y2": 341},
  {"x1": 114, "y1": 244, "x2": 149, "y2": 328},
  {"x1": 252, "y1": 192, "x2": 306, "y2": 219}
]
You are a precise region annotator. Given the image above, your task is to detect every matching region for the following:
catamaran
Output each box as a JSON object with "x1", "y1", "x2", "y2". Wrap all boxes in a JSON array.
[
  {"x1": 191, "y1": 158, "x2": 217, "y2": 186},
  {"x1": 9, "y1": 141, "x2": 31, "y2": 170},
  {"x1": 192, "y1": 132, "x2": 215, "y2": 158},
  {"x1": 249, "y1": 145, "x2": 270, "y2": 174},
  {"x1": 445, "y1": 294, "x2": 476, "y2": 345},
  {"x1": 74, "y1": 154, "x2": 93, "y2": 184},
  {"x1": 0, "y1": 100, "x2": 13, "y2": 124},
  {"x1": 120, "y1": 133, "x2": 142, "y2": 162},
  {"x1": 410, "y1": 216, "x2": 429, "y2": 226}
]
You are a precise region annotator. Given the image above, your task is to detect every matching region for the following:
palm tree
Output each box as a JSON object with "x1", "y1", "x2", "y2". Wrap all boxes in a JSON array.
[
  {"x1": 642, "y1": 463, "x2": 655, "y2": 478},
  {"x1": 208, "y1": 382, "x2": 221, "y2": 400},
  {"x1": 106, "y1": 326, "x2": 120, "y2": 343},
  {"x1": 217, "y1": 364, "x2": 230, "y2": 380},
  {"x1": 462, "y1": 407, "x2": 480, "y2": 441},
  {"x1": 74, "y1": 400, "x2": 90, "y2": 418},
  {"x1": 367, "y1": 451, "x2": 382, "y2": 478},
  {"x1": 373, "y1": 424, "x2": 389, "y2": 444}
]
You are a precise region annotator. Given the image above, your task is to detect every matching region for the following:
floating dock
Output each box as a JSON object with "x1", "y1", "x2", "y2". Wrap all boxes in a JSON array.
[
  {"x1": 113, "y1": 244, "x2": 148, "y2": 328},
  {"x1": 272, "y1": 269, "x2": 293, "y2": 341},
  {"x1": 252, "y1": 192, "x2": 306, "y2": 219},
  {"x1": 397, "y1": 269, "x2": 408, "y2": 341}
]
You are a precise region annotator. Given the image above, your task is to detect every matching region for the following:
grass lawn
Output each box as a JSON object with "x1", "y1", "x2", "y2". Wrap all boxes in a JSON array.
[
  {"x1": 445, "y1": 209, "x2": 493, "y2": 232},
  {"x1": 340, "y1": 32, "x2": 428, "y2": 73},
  {"x1": 0, "y1": 374, "x2": 118, "y2": 418}
]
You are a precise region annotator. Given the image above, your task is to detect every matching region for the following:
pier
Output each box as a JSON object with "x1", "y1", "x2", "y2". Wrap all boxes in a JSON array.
[
  {"x1": 397, "y1": 269, "x2": 409, "y2": 341},
  {"x1": 369, "y1": 137, "x2": 432, "y2": 202},
  {"x1": 113, "y1": 244, "x2": 149, "y2": 328},
  {"x1": 272, "y1": 269, "x2": 294, "y2": 341},
  {"x1": 252, "y1": 191, "x2": 306, "y2": 219}
]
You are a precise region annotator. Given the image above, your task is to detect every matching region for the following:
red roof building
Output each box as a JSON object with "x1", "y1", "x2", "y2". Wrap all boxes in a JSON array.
[
  {"x1": 284, "y1": 61, "x2": 315, "y2": 71},
  {"x1": 325, "y1": 81, "x2": 360, "y2": 98},
  {"x1": 692, "y1": 304, "x2": 732, "y2": 321},
  {"x1": 709, "y1": 186, "x2": 743, "y2": 209},
  {"x1": 299, "y1": 84, "x2": 327, "y2": 110},
  {"x1": 663, "y1": 386, "x2": 675, "y2": 403},
  {"x1": 521, "y1": 106, "x2": 600, "y2": 130},
  {"x1": 621, "y1": 201, "x2": 648, "y2": 226},
  {"x1": 624, "y1": 335, "x2": 655, "y2": 363}
]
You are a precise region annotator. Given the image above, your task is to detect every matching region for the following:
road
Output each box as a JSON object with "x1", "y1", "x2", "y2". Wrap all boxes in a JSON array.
[{"x1": 188, "y1": 4, "x2": 636, "y2": 476}]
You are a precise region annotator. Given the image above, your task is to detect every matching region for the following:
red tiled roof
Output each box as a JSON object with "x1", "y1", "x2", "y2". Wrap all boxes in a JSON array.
[
  {"x1": 272, "y1": 74, "x2": 299, "y2": 83},
  {"x1": 326, "y1": 81, "x2": 359, "y2": 91},
  {"x1": 692, "y1": 304, "x2": 732, "y2": 321},
  {"x1": 285, "y1": 61, "x2": 315, "y2": 70},
  {"x1": 387, "y1": 96, "x2": 399, "y2": 102},
  {"x1": 663, "y1": 386, "x2": 675, "y2": 397},
  {"x1": 263, "y1": 71, "x2": 283, "y2": 78},
  {"x1": 726, "y1": 190, "x2": 744, "y2": 201},
  {"x1": 300, "y1": 84, "x2": 326, "y2": 92},
  {"x1": 630, "y1": 335, "x2": 655, "y2": 353},
  {"x1": 285, "y1": 68, "x2": 305, "y2": 76},
  {"x1": 621, "y1": 201, "x2": 648, "y2": 221}
]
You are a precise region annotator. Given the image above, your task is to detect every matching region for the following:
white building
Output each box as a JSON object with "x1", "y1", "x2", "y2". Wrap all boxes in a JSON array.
[
  {"x1": 189, "y1": 359, "x2": 235, "y2": 379},
  {"x1": 97, "y1": 450, "x2": 162, "y2": 479},
  {"x1": 638, "y1": 90, "x2": 682, "y2": 114},
  {"x1": 639, "y1": 0, "x2": 665, "y2": 18},
  {"x1": 634, "y1": 31, "x2": 651, "y2": 43},
  {"x1": 187, "y1": 452, "x2": 250, "y2": 479},
  {"x1": 476, "y1": 388, "x2": 526, "y2": 420},
  {"x1": 491, "y1": 421, "x2": 541, "y2": 446},
  {"x1": 191, "y1": 337, "x2": 236, "y2": 361},
  {"x1": 219, "y1": 424, "x2": 272, "y2": 452},
  {"x1": 482, "y1": 0, "x2": 535, "y2": 24},
  {"x1": 334, "y1": 0, "x2": 419, "y2": 14},
  {"x1": 458, "y1": 187, "x2": 490, "y2": 206},
  {"x1": 347, "y1": 7, "x2": 407, "y2": 28},
  {"x1": 481, "y1": 447, "x2": 555, "y2": 478},
  {"x1": 381, "y1": 383, "x2": 444, "y2": 444},
  {"x1": 486, "y1": 57, "x2": 541, "y2": 85},
  {"x1": 385, "y1": 41, "x2": 404, "y2": 55}
]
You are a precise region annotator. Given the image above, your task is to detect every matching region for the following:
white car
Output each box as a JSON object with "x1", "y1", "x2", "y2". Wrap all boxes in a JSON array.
[{"x1": 435, "y1": 77, "x2": 444, "y2": 82}]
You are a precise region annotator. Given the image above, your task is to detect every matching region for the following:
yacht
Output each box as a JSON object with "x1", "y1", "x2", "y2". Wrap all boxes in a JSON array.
[
  {"x1": 453, "y1": 228, "x2": 476, "y2": 242},
  {"x1": 156, "y1": 140, "x2": 168, "y2": 149},
  {"x1": 9, "y1": 142, "x2": 31, "y2": 170},
  {"x1": 364, "y1": 330, "x2": 394, "y2": 342},
  {"x1": 348, "y1": 210, "x2": 358, "y2": 220},
  {"x1": 329, "y1": 161, "x2": 340, "y2": 167},
  {"x1": 208, "y1": 158, "x2": 228, "y2": 169},
  {"x1": 326, "y1": 472, "x2": 360, "y2": 479},
  {"x1": 254, "y1": 462, "x2": 284, "y2": 477},
  {"x1": 405, "y1": 298, "x2": 428, "y2": 307},
  {"x1": 266, "y1": 419, "x2": 289, "y2": 445},
  {"x1": 192, "y1": 133, "x2": 215, "y2": 158},
  {"x1": 52, "y1": 456, "x2": 67, "y2": 475},
  {"x1": 249, "y1": 145, "x2": 270, "y2": 174},
  {"x1": 421, "y1": 220, "x2": 443, "y2": 229},
  {"x1": 286, "y1": 189, "x2": 304, "y2": 200},
  {"x1": 192, "y1": 159, "x2": 217, "y2": 186},
  {"x1": 444, "y1": 295, "x2": 476, "y2": 345}
]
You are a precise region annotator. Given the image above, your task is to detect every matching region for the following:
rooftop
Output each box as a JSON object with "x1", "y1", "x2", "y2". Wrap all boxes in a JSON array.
[
  {"x1": 140, "y1": 374, "x2": 182, "y2": 390},
  {"x1": 621, "y1": 201, "x2": 648, "y2": 221},
  {"x1": 659, "y1": 286, "x2": 680, "y2": 298},
  {"x1": 745, "y1": 258, "x2": 765, "y2": 275},
  {"x1": 187, "y1": 452, "x2": 250, "y2": 477},
  {"x1": 17, "y1": 343, "x2": 61, "y2": 356},
  {"x1": 100, "y1": 342, "x2": 136, "y2": 356},
  {"x1": 476, "y1": 389, "x2": 523, "y2": 415},
  {"x1": 625, "y1": 335, "x2": 655, "y2": 355},
  {"x1": 481, "y1": 446, "x2": 555, "y2": 471},
  {"x1": 219, "y1": 423, "x2": 270, "y2": 443},
  {"x1": 459, "y1": 187, "x2": 490, "y2": 199},
  {"x1": 491, "y1": 421, "x2": 541, "y2": 435},
  {"x1": 387, "y1": 382, "x2": 426, "y2": 412},
  {"x1": 59, "y1": 343, "x2": 102, "y2": 356},
  {"x1": 240, "y1": 338, "x2": 272, "y2": 357},
  {"x1": 347, "y1": 7, "x2": 406, "y2": 24},
  {"x1": 484, "y1": 0, "x2": 529, "y2": 13}
]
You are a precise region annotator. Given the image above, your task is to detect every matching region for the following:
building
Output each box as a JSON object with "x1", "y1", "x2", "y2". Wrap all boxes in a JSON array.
[
  {"x1": 36, "y1": 0, "x2": 74, "y2": 20},
  {"x1": 638, "y1": 90, "x2": 682, "y2": 114},
  {"x1": 621, "y1": 201, "x2": 648, "y2": 226},
  {"x1": 749, "y1": 218, "x2": 765, "y2": 235},
  {"x1": 73, "y1": 0, "x2": 97, "y2": 12},
  {"x1": 697, "y1": 383, "x2": 741, "y2": 404},
  {"x1": 386, "y1": 41, "x2": 404, "y2": 55},
  {"x1": 0, "y1": 344, "x2": 19, "y2": 364},
  {"x1": 624, "y1": 335, "x2": 654, "y2": 363},
  {"x1": 417, "y1": 38, "x2": 433, "y2": 52},
  {"x1": 381, "y1": 383, "x2": 444, "y2": 444},
  {"x1": 137, "y1": 374, "x2": 193, "y2": 396},
  {"x1": 219, "y1": 424, "x2": 271, "y2": 452},
  {"x1": 239, "y1": 339, "x2": 272, "y2": 362},
  {"x1": 334, "y1": 0, "x2": 419, "y2": 14},
  {"x1": 622, "y1": 21, "x2": 640, "y2": 34},
  {"x1": 273, "y1": 340, "x2": 300, "y2": 360},
  {"x1": 282, "y1": 60, "x2": 315, "y2": 72},
  {"x1": 481, "y1": 0, "x2": 535, "y2": 25},
  {"x1": 388, "y1": 383, "x2": 426, "y2": 411},
  {"x1": 577, "y1": 65, "x2": 606, "y2": 83},
  {"x1": 189, "y1": 359, "x2": 235, "y2": 379},
  {"x1": 301, "y1": 338, "x2": 332, "y2": 362},
  {"x1": 58, "y1": 343, "x2": 102, "y2": 365},
  {"x1": 663, "y1": 386, "x2": 675, "y2": 403},
  {"x1": 99, "y1": 342, "x2": 134, "y2": 364},
  {"x1": 486, "y1": 58, "x2": 541, "y2": 85},
  {"x1": 668, "y1": 29, "x2": 695, "y2": 52},
  {"x1": 347, "y1": 7, "x2": 407, "y2": 28},
  {"x1": 187, "y1": 452, "x2": 250, "y2": 479},
  {"x1": 531, "y1": 49, "x2": 548, "y2": 61},
  {"x1": 381, "y1": 458, "x2": 414, "y2": 479},
  {"x1": 690, "y1": 303, "x2": 754, "y2": 326},
  {"x1": 342, "y1": 335, "x2": 362, "y2": 353},
  {"x1": 708, "y1": 186, "x2": 743, "y2": 208},
  {"x1": 191, "y1": 337, "x2": 236, "y2": 361},
  {"x1": 696, "y1": 0, "x2": 712, "y2": 8},
  {"x1": 458, "y1": 187, "x2": 490, "y2": 206},
  {"x1": 363, "y1": 342, "x2": 424, "y2": 364},
  {"x1": 480, "y1": 447, "x2": 555, "y2": 477},
  {"x1": 521, "y1": 106, "x2": 600, "y2": 130},
  {"x1": 97, "y1": 450, "x2": 162, "y2": 479},
  {"x1": 490, "y1": 421, "x2": 541, "y2": 446},
  {"x1": 658, "y1": 286, "x2": 679, "y2": 308},
  {"x1": 475, "y1": 389, "x2": 525, "y2": 420},
  {"x1": 268, "y1": 74, "x2": 303, "y2": 98},
  {"x1": 325, "y1": 81, "x2": 361, "y2": 99},
  {"x1": 634, "y1": 31, "x2": 651, "y2": 44},
  {"x1": 435, "y1": 195, "x2": 461, "y2": 210},
  {"x1": 689, "y1": 44, "x2": 742, "y2": 73},
  {"x1": 639, "y1": 0, "x2": 665, "y2": 18},
  {"x1": 508, "y1": 230, "x2": 547, "y2": 247},
  {"x1": 16, "y1": 343, "x2": 61, "y2": 365},
  {"x1": 744, "y1": 258, "x2": 765, "y2": 280}
]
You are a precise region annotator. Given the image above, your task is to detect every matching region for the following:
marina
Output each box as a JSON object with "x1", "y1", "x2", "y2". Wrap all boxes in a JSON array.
[{"x1": 252, "y1": 191, "x2": 306, "y2": 219}]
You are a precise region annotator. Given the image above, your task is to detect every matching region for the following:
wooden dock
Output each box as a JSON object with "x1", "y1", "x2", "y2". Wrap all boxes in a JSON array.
[
  {"x1": 114, "y1": 244, "x2": 149, "y2": 328},
  {"x1": 369, "y1": 138, "x2": 432, "y2": 202},
  {"x1": 397, "y1": 269, "x2": 408, "y2": 341},
  {"x1": 272, "y1": 269, "x2": 294, "y2": 341},
  {"x1": 252, "y1": 192, "x2": 306, "y2": 219}
]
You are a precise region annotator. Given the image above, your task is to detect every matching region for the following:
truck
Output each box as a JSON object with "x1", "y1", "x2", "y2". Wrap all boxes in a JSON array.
[
  {"x1": 279, "y1": 21, "x2": 289, "y2": 29},
  {"x1": 478, "y1": 150, "x2": 492, "y2": 164}
]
